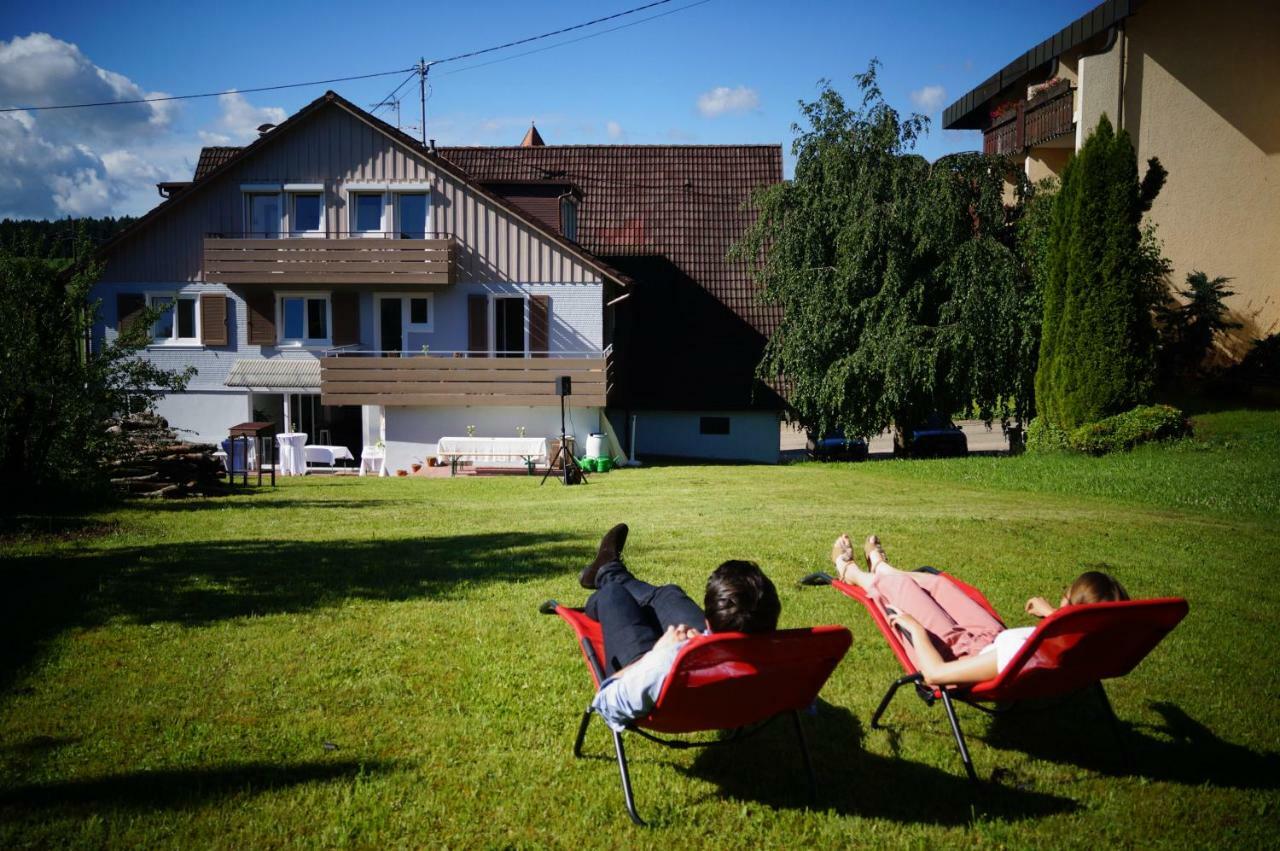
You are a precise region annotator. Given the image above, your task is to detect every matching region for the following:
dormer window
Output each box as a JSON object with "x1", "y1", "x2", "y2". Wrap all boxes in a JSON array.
[{"x1": 561, "y1": 196, "x2": 578, "y2": 242}]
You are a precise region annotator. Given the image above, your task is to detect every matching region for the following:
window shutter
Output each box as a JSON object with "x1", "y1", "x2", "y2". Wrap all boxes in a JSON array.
[
  {"x1": 246, "y1": 292, "x2": 276, "y2": 345},
  {"x1": 117, "y1": 293, "x2": 145, "y2": 335},
  {"x1": 200, "y1": 293, "x2": 228, "y2": 346},
  {"x1": 467, "y1": 294, "x2": 488, "y2": 356},
  {"x1": 331, "y1": 291, "x2": 359, "y2": 346},
  {"x1": 529, "y1": 295, "x2": 550, "y2": 357}
]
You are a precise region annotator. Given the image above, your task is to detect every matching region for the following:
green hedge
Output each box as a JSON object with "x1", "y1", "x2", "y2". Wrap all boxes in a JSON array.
[
  {"x1": 1027, "y1": 405, "x2": 1190, "y2": 455},
  {"x1": 1067, "y1": 405, "x2": 1190, "y2": 455}
]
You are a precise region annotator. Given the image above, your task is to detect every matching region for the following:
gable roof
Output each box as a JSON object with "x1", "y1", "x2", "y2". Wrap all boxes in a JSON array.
[
  {"x1": 194, "y1": 146, "x2": 242, "y2": 180},
  {"x1": 98, "y1": 92, "x2": 629, "y2": 287},
  {"x1": 439, "y1": 144, "x2": 783, "y2": 333}
]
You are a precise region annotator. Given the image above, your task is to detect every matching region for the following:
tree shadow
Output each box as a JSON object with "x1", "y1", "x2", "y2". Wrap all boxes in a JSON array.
[
  {"x1": 0, "y1": 759, "x2": 394, "y2": 812},
  {"x1": 981, "y1": 694, "x2": 1280, "y2": 790},
  {"x1": 1, "y1": 531, "x2": 580, "y2": 693},
  {"x1": 674, "y1": 700, "x2": 1077, "y2": 826}
]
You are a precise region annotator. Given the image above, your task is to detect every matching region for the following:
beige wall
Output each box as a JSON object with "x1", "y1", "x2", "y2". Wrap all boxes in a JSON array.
[
  {"x1": 1026, "y1": 147, "x2": 1071, "y2": 183},
  {"x1": 1123, "y1": 0, "x2": 1280, "y2": 340},
  {"x1": 101, "y1": 103, "x2": 601, "y2": 286}
]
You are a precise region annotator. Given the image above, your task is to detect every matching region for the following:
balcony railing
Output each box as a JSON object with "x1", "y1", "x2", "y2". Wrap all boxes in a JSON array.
[
  {"x1": 983, "y1": 81, "x2": 1075, "y2": 156},
  {"x1": 319, "y1": 349, "x2": 610, "y2": 408},
  {"x1": 204, "y1": 232, "x2": 455, "y2": 286}
]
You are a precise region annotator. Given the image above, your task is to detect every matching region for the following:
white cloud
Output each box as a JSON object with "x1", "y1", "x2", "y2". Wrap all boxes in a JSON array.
[
  {"x1": 910, "y1": 84, "x2": 947, "y2": 113},
  {"x1": 606, "y1": 121, "x2": 624, "y2": 141},
  {"x1": 0, "y1": 32, "x2": 190, "y2": 218},
  {"x1": 696, "y1": 85, "x2": 759, "y2": 118},
  {"x1": 211, "y1": 91, "x2": 287, "y2": 143}
]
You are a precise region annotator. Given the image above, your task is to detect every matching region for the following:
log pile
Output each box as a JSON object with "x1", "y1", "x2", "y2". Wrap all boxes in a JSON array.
[{"x1": 107, "y1": 413, "x2": 230, "y2": 498}]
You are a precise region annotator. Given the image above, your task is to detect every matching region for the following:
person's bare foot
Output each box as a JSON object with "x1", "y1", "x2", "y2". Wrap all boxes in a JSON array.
[
  {"x1": 864, "y1": 534, "x2": 887, "y2": 571},
  {"x1": 831, "y1": 534, "x2": 854, "y2": 568}
]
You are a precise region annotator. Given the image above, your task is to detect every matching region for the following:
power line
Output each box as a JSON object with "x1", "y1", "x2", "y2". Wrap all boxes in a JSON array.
[
  {"x1": 370, "y1": 69, "x2": 419, "y2": 120},
  {"x1": 0, "y1": 67, "x2": 416, "y2": 114},
  {"x1": 437, "y1": 0, "x2": 713, "y2": 77},
  {"x1": 429, "y1": 0, "x2": 677, "y2": 66}
]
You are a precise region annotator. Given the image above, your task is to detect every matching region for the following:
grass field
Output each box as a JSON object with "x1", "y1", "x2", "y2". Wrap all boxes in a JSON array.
[{"x1": 2, "y1": 410, "x2": 1278, "y2": 848}]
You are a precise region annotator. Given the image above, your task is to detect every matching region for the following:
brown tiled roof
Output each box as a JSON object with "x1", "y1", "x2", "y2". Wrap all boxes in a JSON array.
[
  {"x1": 194, "y1": 146, "x2": 243, "y2": 180},
  {"x1": 438, "y1": 145, "x2": 783, "y2": 335}
]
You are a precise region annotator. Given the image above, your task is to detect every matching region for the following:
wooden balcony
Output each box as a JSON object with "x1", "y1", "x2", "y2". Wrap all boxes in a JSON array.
[
  {"x1": 319, "y1": 352, "x2": 609, "y2": 407},
  {"x1": 983, "y1": 81, "x2": 1075, "y2": 156},
  {"x1": 204, "y1": 234, "x2": 455, "y2": 286}
]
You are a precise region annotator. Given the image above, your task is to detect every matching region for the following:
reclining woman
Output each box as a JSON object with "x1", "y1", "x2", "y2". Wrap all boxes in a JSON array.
[
  {"x1": 581, "y1": 523, "x2": 781, "y2": 730},
  {"x1": 831, "y1": 534, "x2": 1129, "y2": 687}
]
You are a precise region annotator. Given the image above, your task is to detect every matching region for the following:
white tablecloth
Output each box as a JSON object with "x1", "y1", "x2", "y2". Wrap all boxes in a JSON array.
[
  {"x1": 359, "y1": 446, "x2": 386, "y2": 477},
  {"x1": 436, "y1": 436, "x2": 550, "y2": 464},
  {"x1": 276, "y1": 432, "x2": 308, "y2": 476},
  {"x1": 305, "y1": 445, "x2": 356, "y2": 466}
]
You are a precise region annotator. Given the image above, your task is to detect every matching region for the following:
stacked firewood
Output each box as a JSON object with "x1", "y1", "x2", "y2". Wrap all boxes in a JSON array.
[{"x1": 107, "y1": 413, "x2": 230, "y2": 498}]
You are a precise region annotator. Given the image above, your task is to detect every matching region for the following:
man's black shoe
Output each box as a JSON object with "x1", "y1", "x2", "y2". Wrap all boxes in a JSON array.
[{"x1": 579, "y1": 523, "x2": 629, "y2": 589}]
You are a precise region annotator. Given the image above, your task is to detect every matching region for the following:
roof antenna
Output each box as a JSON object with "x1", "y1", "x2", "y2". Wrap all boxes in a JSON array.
[{"x1": 417, "y1": 58, "x2": 429, "y2": 146}]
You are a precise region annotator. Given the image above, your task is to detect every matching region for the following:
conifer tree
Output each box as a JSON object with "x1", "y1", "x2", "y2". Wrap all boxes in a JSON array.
[{"x1": 1034, "y1": 115, "x2": 1164, "y2": 429}]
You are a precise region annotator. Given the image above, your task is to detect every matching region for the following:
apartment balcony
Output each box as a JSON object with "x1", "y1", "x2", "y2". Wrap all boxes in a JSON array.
[
  {"x1": 983, "y1": 80, "x2": 1076, "y2": 156},
  {"x1": 319, "y1": 349, "x2": 610, "y2": 408},
  {"x1": 204, "y1": 232, "x2": 456, "y2": 286}
]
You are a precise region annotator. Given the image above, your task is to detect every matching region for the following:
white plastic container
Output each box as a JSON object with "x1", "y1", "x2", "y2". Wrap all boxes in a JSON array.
[{"x1": 585, "y1": 432, "x2": 606, "y2": 458}]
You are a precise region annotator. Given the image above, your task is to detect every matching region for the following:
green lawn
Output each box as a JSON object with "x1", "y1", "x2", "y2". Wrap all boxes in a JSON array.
[{"x1": 2, "y1": 410, "x2": 1279, "y2": 848}]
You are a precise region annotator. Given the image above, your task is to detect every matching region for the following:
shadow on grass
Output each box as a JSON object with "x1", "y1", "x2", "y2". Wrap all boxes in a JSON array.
[
  {"x1": 671, "y1": 700, "x2": 1077, "y2": 825},
  {"x1": 0, "y1": 759, "x2": 393, "y2": 811},
  {"x1": 1, "y1": 531, "x2": 580, "y2": 693},
  {"x1": 981, "y1": 694, "x2": 1280, "y2": 790}
]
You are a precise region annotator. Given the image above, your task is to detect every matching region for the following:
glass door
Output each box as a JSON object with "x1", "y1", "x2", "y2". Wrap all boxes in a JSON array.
[
  {"x1": 494, "y1": 297, "x2": 525, "y2": 357},
  {"x1": 249, "y1": 194, "x2": 280, "y2": 237},
  {"x1": 379, "y1": 297, "x2": 403, "y2": 355}
]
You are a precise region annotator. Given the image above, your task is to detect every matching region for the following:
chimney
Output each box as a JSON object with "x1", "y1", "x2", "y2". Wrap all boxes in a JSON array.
[{"x1": 520, "y1": 122, "x2": 546, "y2": 147}]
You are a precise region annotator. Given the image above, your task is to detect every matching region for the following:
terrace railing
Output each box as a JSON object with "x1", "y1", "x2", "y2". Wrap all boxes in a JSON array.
[
  {"x1": 319, "y1": 348, "x2": 610, "y2": 407},
  {"x1": 983, "y1": 81, "x2": 1076, "y2": 156}
]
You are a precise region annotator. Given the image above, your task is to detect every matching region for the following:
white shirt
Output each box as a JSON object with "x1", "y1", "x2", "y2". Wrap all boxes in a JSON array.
[
  {"x1": 590, "y1": 638, "x2": 690, "y2": 731},
  {"x1": 978, "y1": 626, "x2": 1035, "y2": 673}
]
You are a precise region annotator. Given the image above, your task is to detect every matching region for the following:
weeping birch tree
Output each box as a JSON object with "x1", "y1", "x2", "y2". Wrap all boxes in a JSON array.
[{"x1": 733, "y1": 62, "x2": 1039, "y2": 453}]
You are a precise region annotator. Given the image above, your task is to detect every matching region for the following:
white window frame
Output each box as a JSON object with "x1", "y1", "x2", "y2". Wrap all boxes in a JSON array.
[
  {"x1": 287, "y1": 186, "x2": 326, "y2": 238},
  {"x1": 243, "y1": 187, "x2": 283, "y2": 238},
  {"x1": 349, "y1": 191, "x2": 387, "y2": 237},
  {"x1": 490, "y1": 294, "x2": 529, "y2": 357},
  {"x1": 560, "y1": 195, "x2": 578, "y2": 242},
  {"x1": 146, "y1": 291, "x2": 201, "y2": 347},
  {"x1": 389, "y1": 186, "x2": 432, "y2": 239},
  {"x1": 374, "y1": 293, "x2": 434, "y2": 352},
  {"x1": 277, "y1": 292, "x2": 332, "y2": 348}
]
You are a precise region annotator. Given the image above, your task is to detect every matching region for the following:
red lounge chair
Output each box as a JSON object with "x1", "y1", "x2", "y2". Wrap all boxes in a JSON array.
[
  {"x1": 800, "y1": 568, "x2": 1188, "y2": 782},
  {"x1": 539, "y1": 599, "x2": 852, "y2": 825}
]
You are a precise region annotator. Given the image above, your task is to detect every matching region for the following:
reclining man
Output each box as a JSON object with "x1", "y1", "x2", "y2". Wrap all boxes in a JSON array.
[{"x1": 580, "y1": 523, "x2": 781, "y2": 730}]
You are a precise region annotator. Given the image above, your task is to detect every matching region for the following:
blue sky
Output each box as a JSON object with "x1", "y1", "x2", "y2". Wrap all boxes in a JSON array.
[{"x1": 1, "y1": 0, "x2": 1097, "y2": 219}]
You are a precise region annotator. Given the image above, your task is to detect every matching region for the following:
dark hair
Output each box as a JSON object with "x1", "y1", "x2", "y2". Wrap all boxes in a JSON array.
[
  {"x1": 1067, "y1": 570, "x2": 1130, "y2": 605},
  {"x1": 704, "y1": 560, "x2": 781, "y2": 634}
]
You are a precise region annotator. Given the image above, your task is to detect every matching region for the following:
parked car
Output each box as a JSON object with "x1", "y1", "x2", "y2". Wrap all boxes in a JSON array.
[
  {"x1": 808, "y1": 429, "x2": 869, "y2": 462},
  {"x1": 907, "y1": 415, "x2": 968, "y2": 458}
]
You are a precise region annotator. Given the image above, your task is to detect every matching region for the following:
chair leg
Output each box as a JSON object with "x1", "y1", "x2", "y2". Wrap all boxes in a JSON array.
[
  {"x1": 792, "y1": 710, "x2": 818, "y2": 804},
  {"x1": 611, "y1": 730, "x2": 645, "y2": 826},
  {"x1": 939, "y1": 690, "x2": 978, "y2": 783},
  {"x1": 1094, "y1": 682, "x2": 1133, "y2": 772},
  {"x1": 871, "y1": 674, "x2": 922, "y2": 729},
  {"x1": 573, "y1": 708, "x2": 592, "y2": 758}
]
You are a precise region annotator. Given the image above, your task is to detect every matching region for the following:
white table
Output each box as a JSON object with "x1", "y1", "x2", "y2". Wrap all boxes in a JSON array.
[
  {"x1": 436, "y1": 436, "x2": 550, "y2": 475},
  {"x1": 359, "y1": 446, "x2": 387, "y2": 477},
  {"x1": 276, "y1": 432, "x2": 308, "y2": 476},
  {"x1": 305, "y1": 445, "x2": 356, "y2": 468}
]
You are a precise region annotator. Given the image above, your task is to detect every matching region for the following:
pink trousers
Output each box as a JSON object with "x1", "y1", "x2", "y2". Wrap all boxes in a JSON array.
[{"x1": 867, "y1": 570, "x2": 1003, "y2": 659}]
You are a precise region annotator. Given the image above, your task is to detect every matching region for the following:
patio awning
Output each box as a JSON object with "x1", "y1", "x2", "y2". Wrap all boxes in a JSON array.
[{"x1": 225, "y1": 359, "x2": 320, "y2": 390}]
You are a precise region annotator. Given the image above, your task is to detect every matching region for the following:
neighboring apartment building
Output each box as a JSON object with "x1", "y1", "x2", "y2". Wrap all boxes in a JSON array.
[
  {"x1": 91, "y1": 91, "x2": 784, "y2": 469},
  {"x1": 943, "y1": 0, "x2": 1280, "y2": 342}
]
